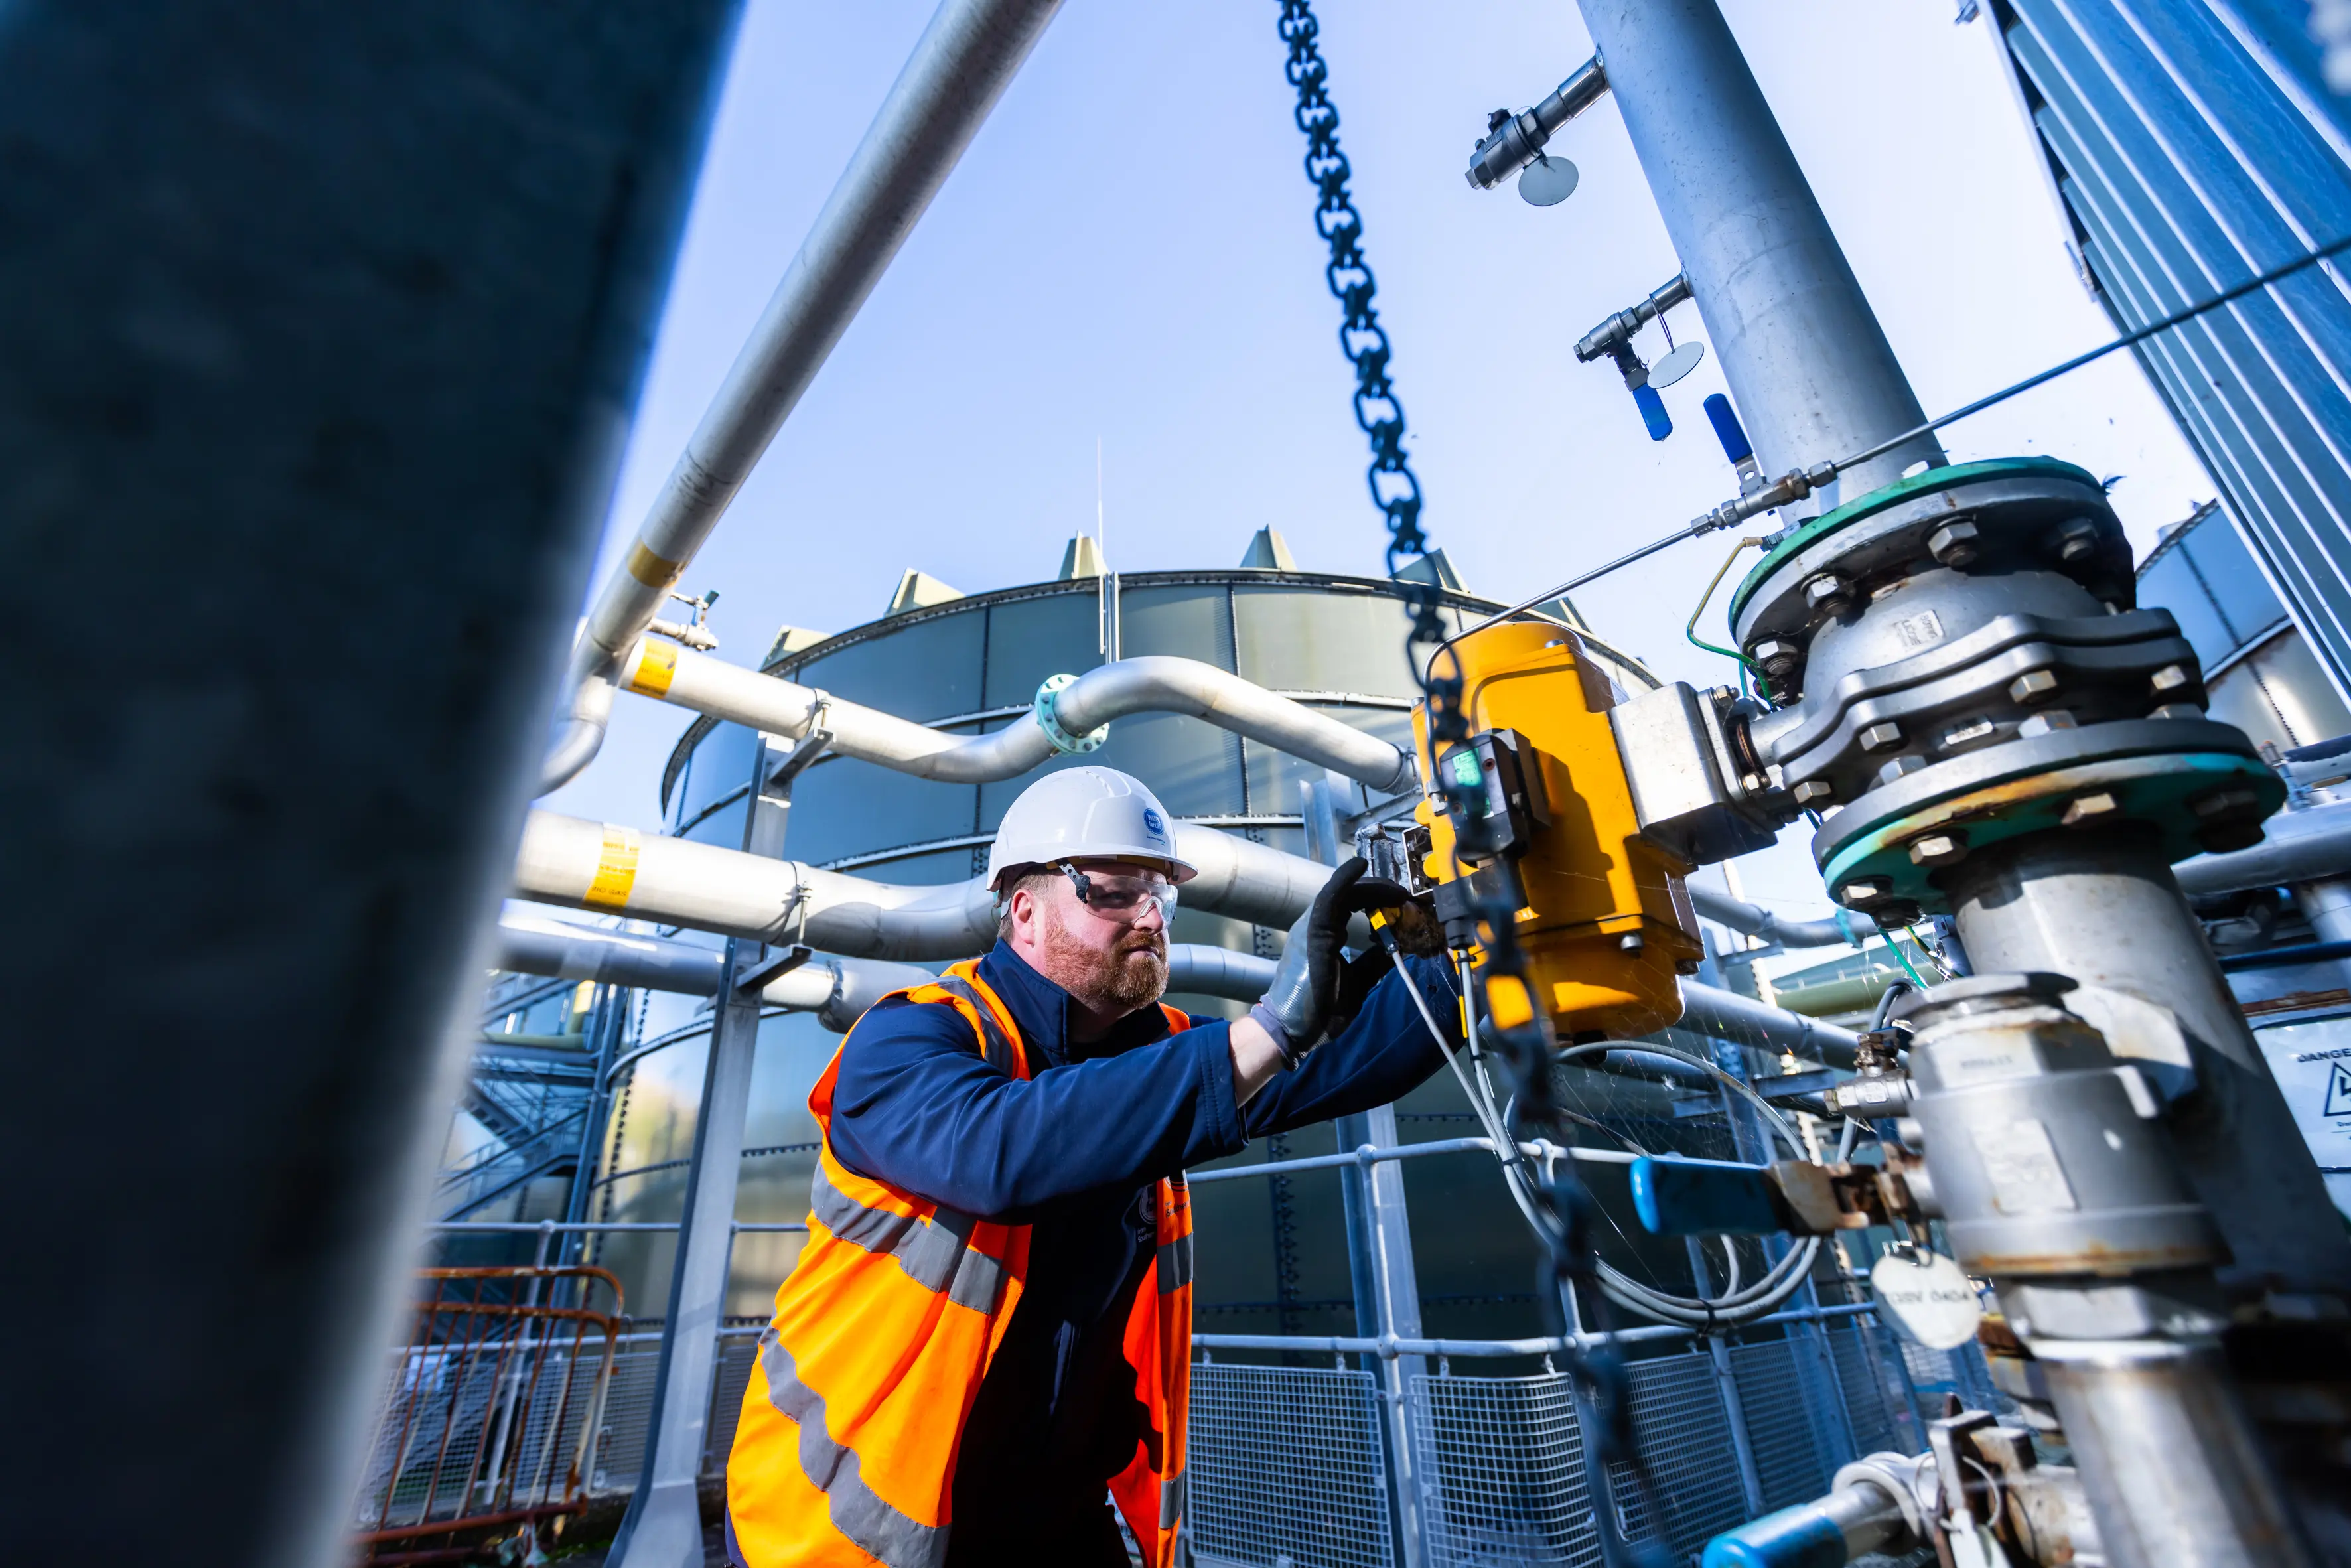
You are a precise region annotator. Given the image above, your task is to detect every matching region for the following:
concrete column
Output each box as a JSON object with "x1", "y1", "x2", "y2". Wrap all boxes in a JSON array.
[{"x1": 0, "y1": 7, "x2": 737, "y2": 1563}]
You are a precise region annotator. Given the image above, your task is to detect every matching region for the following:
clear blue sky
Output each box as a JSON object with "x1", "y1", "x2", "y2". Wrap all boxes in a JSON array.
[{"x1": 544, "y1": 0, "x2": 2214, "y2": 924}]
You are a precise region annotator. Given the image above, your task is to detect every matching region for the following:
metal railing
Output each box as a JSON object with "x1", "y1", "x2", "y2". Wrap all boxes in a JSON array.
[
  {"x1": 398, "y1": 1161, "x2": 1998, "y2": 1568},
  {"x1": 351, "y1": 1266, "x2": 624, "y2": 1564}
]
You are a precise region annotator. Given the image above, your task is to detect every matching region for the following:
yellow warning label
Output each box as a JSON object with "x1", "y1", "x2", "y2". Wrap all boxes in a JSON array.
[
  {"x1": 628, "y1": 641, "x2": 678, "y2": 697},
  {"x1": 626, "y1": 540, "x2": 684, "y2": 588},
  {"x1": 584, "y1": 825, "x2": 641, "y2": 910}
]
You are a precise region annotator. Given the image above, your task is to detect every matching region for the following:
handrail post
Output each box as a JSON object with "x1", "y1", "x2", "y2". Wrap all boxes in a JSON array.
[{"x1": 1336, "y1": 1107, "x2": 1429, "y2": 1568}]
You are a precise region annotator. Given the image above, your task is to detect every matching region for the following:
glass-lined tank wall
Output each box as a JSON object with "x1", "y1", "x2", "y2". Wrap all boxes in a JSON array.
[{"x1": 589, "y1": 557, "x2": 1760, "y2": 1344}]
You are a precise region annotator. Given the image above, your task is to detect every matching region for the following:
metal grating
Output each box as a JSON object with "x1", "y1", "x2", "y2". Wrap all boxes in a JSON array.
[
  {"x1": 1728, "y1": 1339, "x2": 1840, "y2": 1510},
  {"x1": 1186, "y1": 1362, "x2": 1395, "y2": 1568},
  {"x1": 1825, "y1": 1317, "x2": 1920, "y2": 1459},
  {"x1": 1411, "y1": 1372, "x2": 1601, "y2": 1568},
  {"x1": 1607, "y1": 1350, "x2": 1750, "y2": 1561}
]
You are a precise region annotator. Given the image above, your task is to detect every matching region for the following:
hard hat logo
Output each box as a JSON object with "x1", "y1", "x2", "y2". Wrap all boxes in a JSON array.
[{"x1": 986, "y1": 765, "x2": 1198, "y2": 889}]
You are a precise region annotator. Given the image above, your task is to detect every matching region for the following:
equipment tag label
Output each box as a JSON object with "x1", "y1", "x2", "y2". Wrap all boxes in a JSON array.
[
  {"x1": 1890, "y1": 609, "x2": 1944, "y2": 650},
  {"x1": 1972, "y1": 1117, "x2": 2077, "y2": 1214},
  {"x1": 1871, "y1": 1249, "x2": 1983, "y2": 1349}
]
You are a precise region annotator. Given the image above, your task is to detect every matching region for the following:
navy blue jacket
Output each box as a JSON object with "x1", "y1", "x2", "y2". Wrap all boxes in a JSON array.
[{"x1": 823, "y1": 940, "x2": 1456, "y2": 1557}]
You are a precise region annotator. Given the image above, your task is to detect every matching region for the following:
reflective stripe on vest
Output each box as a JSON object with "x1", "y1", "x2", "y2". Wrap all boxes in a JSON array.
[
  {"x1": 808, "y1": 1161, "x2": 1006, "y2": 1315},
  {"x1": 756, "y1": 1328, "x2": 944, "y2": 1568},
  {"x1": 728, "y1": 960, "x2": 1195, "y2": 1568}
]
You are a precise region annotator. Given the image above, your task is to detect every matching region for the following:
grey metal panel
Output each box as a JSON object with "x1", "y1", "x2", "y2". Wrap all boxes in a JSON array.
[
  {"x1": 784, "y1": 752, "x2": 980, "y2": 867},
  {"x1": 975, "y1": 710, "x2": 1247, "y2": 825},
  {"x1": 2138, "y1": 545, "x2": 2238, "y2": 667},
  {"x1": 1246, "y1": 707, "x2": 1418, "y2": 825},
  {"x1": 675, "y1": 719, "x2": 759, "y2": 829},
  {"x1": 982, "y1": 589, "x2": 1105, "y2": 710},
  {"x1": 2182, "y1": 522, "x2": 2295, "y2": 646},
  {"x1": 1120, "y1": 582, "x2": 1238, "y2": 669},
  {"x1": 794, "y1": 603, "x2": 987, "y2": 719},
  {"x1": 1234, "y1": 584, "x2": 1424, "y2": 697},
  {"x1": 1999, "y1": 0, "x2": 2351, "y2": 699},
  {"x1": 679, "y1": 792, "x2": 750, "y2": 851}
]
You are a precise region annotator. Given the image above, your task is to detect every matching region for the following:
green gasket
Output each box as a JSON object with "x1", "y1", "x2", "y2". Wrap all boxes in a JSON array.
[
  {"x1": 1727, "y1": 455, "x2": 2103, "y2": 630},
  {"x1": 1817, "y1": 750, "x2": 2281, "y2": 913}
]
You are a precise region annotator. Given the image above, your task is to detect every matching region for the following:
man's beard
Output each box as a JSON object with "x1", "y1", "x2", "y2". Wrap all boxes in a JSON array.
[{"x1": 1042, "y1": 910, "x2": 1169, "y2": 1013}]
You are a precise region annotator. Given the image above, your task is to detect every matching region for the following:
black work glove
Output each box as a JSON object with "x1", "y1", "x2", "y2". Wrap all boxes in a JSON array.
[{"x1": 1251, "y1": 857, "x2": 1410, "y2": 1067}]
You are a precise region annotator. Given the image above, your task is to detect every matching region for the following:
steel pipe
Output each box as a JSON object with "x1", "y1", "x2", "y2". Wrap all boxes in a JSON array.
[
  {"x1": 620, "y1": 639, "x2": 1418, "y2": 792},
  {"x1": 512, "y1": 810, "x2": 1341, "y2": 960},
  {"x1": 1674, "y1": 983, "x2": 1861, "y2": 1068},
  {"x1": 1946, "y1": 831, "x2": 2351, "y2": 1293},
  {"x1": 2171, "y1": 800, "x2": 2351, "y2": 898},
  {"x1": 1689, "y1": 883, "x2": 1877, "y2": 948},
  {"x1": 1573, "y1": 0, "x2": 1943, "y2": 498},
  {"x1": 542, "y1": 0, "x2": 1068, "y2": 792}
]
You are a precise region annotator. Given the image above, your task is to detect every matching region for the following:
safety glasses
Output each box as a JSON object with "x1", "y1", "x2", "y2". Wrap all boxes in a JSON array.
[{"x1": 1056, "y1": 863, "x2": 1178, "y2": 926}]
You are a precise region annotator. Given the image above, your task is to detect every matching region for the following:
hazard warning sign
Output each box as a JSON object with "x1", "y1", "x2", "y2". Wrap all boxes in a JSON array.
[{"x1": 2253, "y1": 1025, "x2": 2351, "y2": 1200}]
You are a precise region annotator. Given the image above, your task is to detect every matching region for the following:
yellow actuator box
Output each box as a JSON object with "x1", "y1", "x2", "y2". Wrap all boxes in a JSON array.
[{"x1": 1414, "y1": 622, "x2": 1701, "y2": 1039}]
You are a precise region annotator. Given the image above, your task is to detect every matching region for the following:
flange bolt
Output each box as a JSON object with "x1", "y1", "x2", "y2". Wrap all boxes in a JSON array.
[
  {"x1": 2191, "y1": 786, "x2": 2264, "y2": 821},
  {"x1": 2150, "y1": 663, "x2": 2194, "y2": 694},
  {"x1": 1907, "y1": 831, "x2": 1968, "y2": 867},
  {"x1": 2009, "y1": 670, "x2": 2059, "y2": 705},
  {"x1": 1790, "y1": 778, "x2": 1835, "y2": 807},
  {"x1": 2062, "y1": 792, "x2": 2121, "y2": 827},
  {"x1": 1748, "y1": 638, "x2": 1802, "y2": 677},
  {"x1": 1840, "y1": 876, "x2": 1893, "y2": 908},
  {"x1": 2053, "y1": 517, "x2": 2102, "y2": 563},
  {"x1": 1927, "y1": 520, "x2": 1981, "y2": 567},
  {"x1": 1803, "y1": 573, "x2": 1853, "y2": 615},
  {"x1": 2018, "y1": 709, "x2": 2077, "y2": 737},
  {"x1": 1858, "y1": 721, "x2": 1904, "y2": 753}
]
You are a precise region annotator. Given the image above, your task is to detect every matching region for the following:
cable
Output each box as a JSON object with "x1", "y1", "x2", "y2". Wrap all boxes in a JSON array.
[
  {"x1": 1685, "y1": 534, "x2": 1766, "y2": 674},
  {"x1": 1389, "y1": 956, "x2": 1848, "y2": 1328}
]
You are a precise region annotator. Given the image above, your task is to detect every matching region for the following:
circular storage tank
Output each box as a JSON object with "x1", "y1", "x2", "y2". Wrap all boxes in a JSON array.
[{"x1": 587, "y1": 559, "x2": 1721, "y2": 1356}]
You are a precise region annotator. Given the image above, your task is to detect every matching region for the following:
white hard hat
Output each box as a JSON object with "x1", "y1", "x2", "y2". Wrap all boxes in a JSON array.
[{"x1": 986, "y1": 766, "x2": 1196, "y2": 889}]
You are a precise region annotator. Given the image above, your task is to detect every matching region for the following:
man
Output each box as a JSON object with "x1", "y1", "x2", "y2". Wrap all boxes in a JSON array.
[{"x1": 727, "y1": 766, "x2": 1458, "y2": 1567}]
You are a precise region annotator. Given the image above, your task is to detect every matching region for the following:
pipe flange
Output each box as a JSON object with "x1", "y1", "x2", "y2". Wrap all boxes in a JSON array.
[
  {"x1": 1034, "y1": 673, "x2": 1109, "y2": 754},
  {"x1": 1754, "y1": 606, "x2": 2199, "y2": 804},
  {"x1": 1730, "y1": 458, "x2": 2126, "y2": 695},
  {"x1": 1813, "y1": 717, "x2": 2281, "y2": 915}
]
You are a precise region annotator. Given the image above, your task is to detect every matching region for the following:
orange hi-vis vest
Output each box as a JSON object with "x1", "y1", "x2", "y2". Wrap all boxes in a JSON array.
[{"x1": 726, "y1": 959, "x2": 1196, "y2": 1567}]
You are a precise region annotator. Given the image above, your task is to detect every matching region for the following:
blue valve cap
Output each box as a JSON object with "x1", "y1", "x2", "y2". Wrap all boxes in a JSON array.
[
  {"x1": 1701, "y1": 1504, "x2": 1850, "y2": 1568},
  {"x1": 1632, "y1": 381, "x2": 1673, "y2": 441},
  {"x1": 1628, "y1": 1155, "x2": 1784, "y2": 1236},
  {"x1": 1704, "y1": 393, "x2": 1754, "y2": 464}
]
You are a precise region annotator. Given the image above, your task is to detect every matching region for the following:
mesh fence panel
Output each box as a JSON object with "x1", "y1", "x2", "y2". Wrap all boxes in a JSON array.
[
  {"x1": 1411, "y1": 1372, "x2": 1601, "y2": 1568},
  {"x1": 588, "y1": 1342, "x2": 664, "y2": 1493},
  {"x1": 704, "y1": 1332, "x2": 762, "y2": 1472},
  {"x1": 1607, "y1": 1350, "x2": 1749, "y2": 1561},
  {"x1": 1727, "y1": 1340, "x2": 1839, "y2": 1510},
  {"x1": 1186, "y1": 1362, "x2": 1394, "y2": 1568},
  {"x1": 1825, "y1": 1316, "x2": 1919, "y2": 1458}
]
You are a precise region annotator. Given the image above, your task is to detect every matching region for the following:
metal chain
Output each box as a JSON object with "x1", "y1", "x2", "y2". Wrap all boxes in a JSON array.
[{"x1": 1274, "y1": 6, "x2": 1669, "y2": 1562}]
